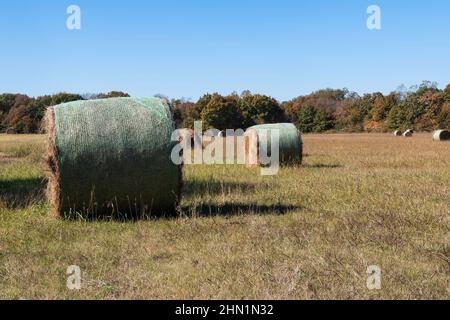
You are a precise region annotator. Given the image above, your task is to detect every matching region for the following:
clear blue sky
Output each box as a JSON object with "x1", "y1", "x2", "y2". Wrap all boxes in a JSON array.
[{"x1": 0, "y1": 0, "x2": 449, "y2": 101}]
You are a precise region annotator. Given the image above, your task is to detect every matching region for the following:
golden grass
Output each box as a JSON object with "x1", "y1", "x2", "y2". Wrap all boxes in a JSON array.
[{"x1": 0, "y1": 133, "x2": 449, "y2": 299}]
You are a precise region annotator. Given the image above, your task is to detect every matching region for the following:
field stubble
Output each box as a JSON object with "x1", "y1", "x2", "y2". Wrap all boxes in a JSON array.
[{"x1": 0, "y1": 133, "x2": 449, "y2": 299}]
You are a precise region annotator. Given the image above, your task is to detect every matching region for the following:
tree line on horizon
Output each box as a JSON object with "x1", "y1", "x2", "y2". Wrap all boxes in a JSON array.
[{"x1": 1, "y1": 82, "x2": 449, "y2": 134}]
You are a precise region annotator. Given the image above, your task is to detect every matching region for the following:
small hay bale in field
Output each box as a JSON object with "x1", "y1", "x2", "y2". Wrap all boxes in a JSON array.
[
  {"x1": 403, "y1": 129, "x2": 414, "y2": 137},
  {"x1": 244, "y1": 123, "x2": 302, "y2": 167},
  {"x1": 43, "y1": 97, "x2": 181, "y2": 219},
  {"x1": 394, "y1": 130, "x2": 402, "y2": 136},
  {"x1": 432, "y1": 129, "x2": 450, "y2": 141},
  {"x1": 5, "y1": 127, "x2": 17, "y2": 134}
]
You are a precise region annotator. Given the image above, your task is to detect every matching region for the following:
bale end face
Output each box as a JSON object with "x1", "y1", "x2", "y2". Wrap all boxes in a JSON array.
[
  {"x1": 42, "y1": 107, "x2": 61, "y2": 218},
  {"x1": 403, "y1": 129, "x2": 414, "y2": 137},
  {"x1": 5, "y1": 127, "x2": 17, "y2": 134},
  {"x1": 244, "y1": 128, "x2": 260, "y2": 167},
  {"x1": 433, "y1": 129, "x2": 450, "y2": 141},
  {"x1": 296, "y1": 130, "x2": 303, "y2": 165}
]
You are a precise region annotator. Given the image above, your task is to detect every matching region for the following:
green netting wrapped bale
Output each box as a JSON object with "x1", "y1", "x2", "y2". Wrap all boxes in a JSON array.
[
  {"x1": 244, "y1": 123, "x2": 302, "y2": 166},
  {"x1": 432, "y1": 129, "x2": 450, "y2": 141},
  {"x1": 43, "y1": 97, "x2": 181, "y2": 219},
  {"x1": 403, "y1": 129, "x2": 414, "y2": 137}
]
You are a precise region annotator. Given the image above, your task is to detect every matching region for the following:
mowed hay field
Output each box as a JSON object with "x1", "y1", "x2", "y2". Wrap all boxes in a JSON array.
[{"x1": 0, "y1": 133, "x2": 449, "y2": 299}]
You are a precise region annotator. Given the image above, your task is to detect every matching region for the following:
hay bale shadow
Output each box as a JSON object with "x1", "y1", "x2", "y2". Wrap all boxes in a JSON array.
[
  {"x1": 183, "y1": 180, "x2": 258, "y2": 196},
  {"x1": 183, "y1": 202, "x2": 304, "y2": 217},
  {"x1": 73, "y1": 202, "x2": 302, "y2": 222},
  {"x1": 303, "y1": 163, "x2": 342, "y2": 169},
  {"x1": 183, "y1": 203, "x2": 305, "y2": 217},
  {"x1": 0, "y1": 178, "x2": 45, "y2": 208},
  {"x1": 34, "y1": 180, "x2": 300, "y2": 222}
]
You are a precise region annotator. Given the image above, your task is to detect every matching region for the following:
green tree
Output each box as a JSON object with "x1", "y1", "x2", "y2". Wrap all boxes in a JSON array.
[
  {"x1": 200, "y1": 95, "x2": 242, "y2": 130},
  {"x1": 387, "y1": 100, "x2": 422, "y2": 130},
  {"x1": 386, "y1": 104, "x2": 402, "y2": 130},
  {"x1": 181, "y1": 93, "x2": 217, "y2": 128},
  {"x1": 313, "y1": 108, "x2": 335, "y2": 132},
  {"x1": 50, "y1": 93, "x2": 83, "y2": 105},
  {"x1": 237, "y1": 94, "x2": 284, "y2": 128},
  {"x1": 296, "y1": 105, "x2": 317, "y2": 133}
]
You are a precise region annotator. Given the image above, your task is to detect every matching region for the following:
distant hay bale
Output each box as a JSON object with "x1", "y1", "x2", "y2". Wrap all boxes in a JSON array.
[
  {"x1": 432, "y1": 129, "x2": 450, "y2": 141},
  {"x1": 244, "y1": 123, "x2": 302, "y2": 167},
  {"x1": 5, "y1": 127, "x2": 17, "y2": 134},
  {"x1": 43, "y1": 97, "x2": 181, "y2": 219},
  {"x1": 394, "y1": 130, "x2": 402, "y2": 136},
  {"x1": 403, "y1": 129, "x2": 414, "y2": 137}
]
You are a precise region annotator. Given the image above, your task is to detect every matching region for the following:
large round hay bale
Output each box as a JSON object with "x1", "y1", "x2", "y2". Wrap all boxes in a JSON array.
[
  {"x1": 244, "y1": 123, "x2": 302, "y2": 167},
  {"x1": 403, "y1": 129, "x2": 414, "y2": 137},
  {"x1": 394, "y1": 130, "x2": 402, "y2": 136},
  {"x1": 43, "y1": 97, "x2": 181, "y2": 219},
  {"x1": 432, "y1": 129, "x2": 450, "y2": 141}
]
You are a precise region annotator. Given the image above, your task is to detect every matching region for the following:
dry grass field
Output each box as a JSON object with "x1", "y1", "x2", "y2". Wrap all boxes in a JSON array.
[{"x1": 0, "y1": 133, "x2": 449, "y2": 299}]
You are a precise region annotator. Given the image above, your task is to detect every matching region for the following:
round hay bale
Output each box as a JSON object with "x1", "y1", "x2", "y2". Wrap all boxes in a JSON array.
[
  {"x1": 244, "y1": 123, "x2": 302, "y2": 167},
  {"x1": 432, "y1": 129, "x2": 450, "y2": 141},
  {"x1": 5, "y1": 127, "x2": 17, "y2": 134},
  {"x1": 43, "y1": 97, "x2": 181, "y2": 219},
  {"x1": 403, "y1": 129, "x2": 414, "y2": 137},
  {"x1": 394, "y1": 130, "x2": 402, "y2": 136}
]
